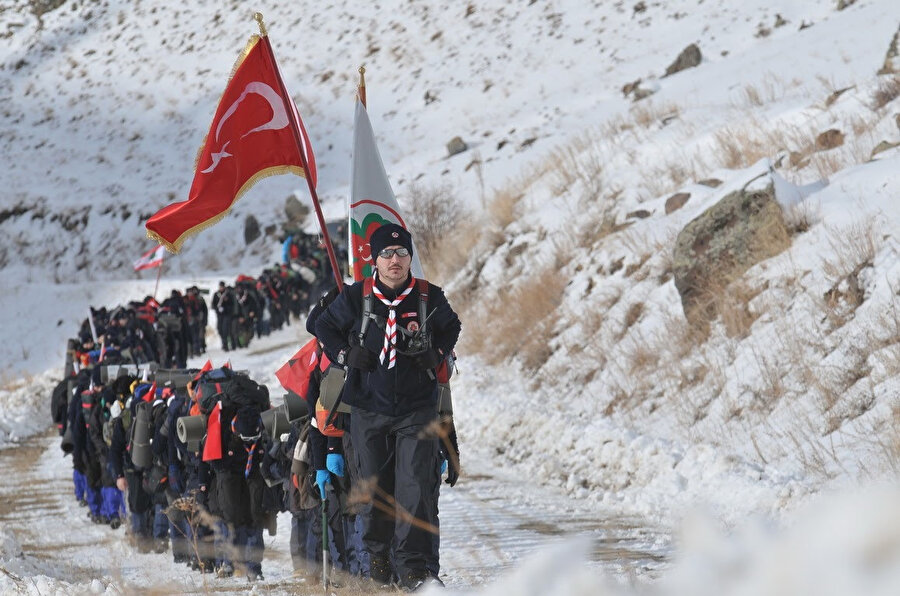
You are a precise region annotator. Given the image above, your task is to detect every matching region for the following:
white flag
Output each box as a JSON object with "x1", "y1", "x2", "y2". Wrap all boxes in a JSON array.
[
  {"x1": 133, "y1": 245, "x2": 165, "y2": 271},
  {"x1": 348, "y1": 99, "x2": 425, "y2": 281}
]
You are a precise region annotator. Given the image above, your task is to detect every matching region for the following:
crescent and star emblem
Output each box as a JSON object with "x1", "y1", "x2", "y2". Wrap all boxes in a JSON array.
[{"x1": 201, "y1": 81, "x2": 288, "y2": 174}]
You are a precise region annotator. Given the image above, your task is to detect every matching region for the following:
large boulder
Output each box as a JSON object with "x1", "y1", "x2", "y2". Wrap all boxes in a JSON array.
[
  {"x1": 244, "y1": 215, "x2": 261, "y2": 245},
  {"x1": 673, "y1": 185, "x2": 790, "y2": 325},
  {"x1": 284, "y1": 194, "x2": 309, "y2": 224},
  {"x1": 664, "y1": 44, "x2": 702, "y2": 77}
]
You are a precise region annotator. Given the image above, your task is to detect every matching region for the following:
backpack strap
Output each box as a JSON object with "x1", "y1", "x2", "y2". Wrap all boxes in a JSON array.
[
  {"x1": 359, "y1": 277, "x2": 376, "y2": 344},
  {"x1": 417, "y1": 279, "x2": 429, "y2": 332}
]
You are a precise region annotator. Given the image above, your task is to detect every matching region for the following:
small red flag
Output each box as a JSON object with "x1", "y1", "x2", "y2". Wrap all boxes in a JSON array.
[
  {"x1": 146, "y1": 34, "x2": 316, "y2": 252},
  {"x1": 275, "y1": 338, "x2": 319, "y2": 399},
  {"x1": 202, "y1": 401, "x2": 223, "y2": 461}
]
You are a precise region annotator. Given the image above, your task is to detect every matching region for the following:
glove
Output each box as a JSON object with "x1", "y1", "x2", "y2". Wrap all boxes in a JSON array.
[
  {"x1": 414, "y1": 347, "x2": 442, "y2": 370},
  {"x1": 445, "y1": 457, "x2": 459, "y2": 487},
  {"x1": 440, "y1": 459, "x2": 447, "y2": 475},
  {"x1": 168, "y1": 465, "x2": 184, "y2": 494},
  {"x1": 346, "y1": 345, "x2": 377, "y2": 371},
  {"x1": 315, "y1": 469, "x2": 330, "y2": 498},
  {"x1": 326, "y1": 453, "x2": 345, "y2": 477}
]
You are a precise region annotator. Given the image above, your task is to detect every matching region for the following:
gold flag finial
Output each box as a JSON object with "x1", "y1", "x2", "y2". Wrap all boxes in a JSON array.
[
  {"x1": 358, "y1": 65, "x2": 367, "y2": 108},
  {"x1": 254, "y1": 12, "x2": 268, "y2": 37}
]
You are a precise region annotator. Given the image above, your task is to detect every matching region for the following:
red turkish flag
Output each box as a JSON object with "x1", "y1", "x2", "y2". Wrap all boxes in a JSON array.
[
  {"x1": 275, "y1": 338, "x2": 320, "y2": 399},
  {"x1": 146, "y1": 35, "x2": 316, "y2": 252},
  {"x1": 202, "y1": 401, "x2": 223, "y2": 462}
]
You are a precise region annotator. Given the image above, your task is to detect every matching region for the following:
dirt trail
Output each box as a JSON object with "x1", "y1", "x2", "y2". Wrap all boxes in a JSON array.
[{"x1": 0, "y1": 431, "x2": 667, "y2": 594}]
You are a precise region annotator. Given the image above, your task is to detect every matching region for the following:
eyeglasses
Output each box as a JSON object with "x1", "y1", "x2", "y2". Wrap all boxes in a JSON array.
[{"x1": 377, "y1": 247, "x2": 410, "y2": 259}]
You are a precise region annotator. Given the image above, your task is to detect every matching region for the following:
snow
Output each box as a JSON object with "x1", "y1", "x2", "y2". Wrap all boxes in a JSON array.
[{"x1": 2, "y1": 0, "x2": 900, "y2": 592}]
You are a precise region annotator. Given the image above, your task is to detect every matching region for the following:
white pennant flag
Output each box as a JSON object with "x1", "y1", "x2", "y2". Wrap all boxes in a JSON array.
[
  {"x1": 348, "y1": 99, "x2": 425, "y2": 282},
  {"x1": 133, "y1": 245, "x2": 165, "y2": 271}
]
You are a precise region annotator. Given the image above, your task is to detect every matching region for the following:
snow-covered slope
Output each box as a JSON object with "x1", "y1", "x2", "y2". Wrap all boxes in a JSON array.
[{"x1": 1, "y1": 0, "x2": 900, "y2": 590}]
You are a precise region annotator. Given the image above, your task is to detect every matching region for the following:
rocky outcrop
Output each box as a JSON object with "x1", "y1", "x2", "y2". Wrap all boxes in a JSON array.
[
  {"x1": 244, "y1": 215, "x2": 261, "y2": 245},
  {"x1": 665, "y1": 192, "x2": 690, "y2": 214},
  {"x1": 664, "y1": 44, "x2": 702, "y2": 77},
  {"x1": 673, "y1": 185, "x2": 790, "y2": 326},
  {"x1": 284, "y1": 194, "x2": 309, "y2": 225},
  {"x1": 447, "y1": 136, "x2": 468, "y2": 156},
  {"x1": 878, "y1": 24, "x2": 899, "y2": 74}
]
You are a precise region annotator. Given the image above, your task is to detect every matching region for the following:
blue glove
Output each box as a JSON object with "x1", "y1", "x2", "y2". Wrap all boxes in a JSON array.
[
  {"x1": 315, "y1": 469, "x2": 330, "y2": 498},
  {"x1": 168, "y1": 464, "x2": 184, "y2": 494},
  {"x1": 440, "y1": 459, "x2": 448, "y2": 475},
  {"x1": 326, "y1": 453, "x2": 345, "y2": 477}
]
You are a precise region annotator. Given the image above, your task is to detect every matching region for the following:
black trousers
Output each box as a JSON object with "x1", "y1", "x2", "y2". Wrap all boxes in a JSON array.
[{"x1": 350, "y1": 405, "x2": 441, "y2": 581}]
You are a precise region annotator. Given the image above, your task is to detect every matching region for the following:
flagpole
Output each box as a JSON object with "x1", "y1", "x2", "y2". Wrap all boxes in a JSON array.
[
  {"x1": 154, "y1": 260, "x2": 163, "y2": 300},
  {"x1": 254, "y1": 12, "x2": 344, "y2": 291}
]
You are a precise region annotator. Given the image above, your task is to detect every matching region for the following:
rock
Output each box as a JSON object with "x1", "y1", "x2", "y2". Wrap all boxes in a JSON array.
[
  {"x1": 244, "y1": 215, "x2": 261, "y2": 245},
  {"x1": 815, "y1": 129, "x2": 845, "y2": 151},
  {"x1": 284, "y1": 194, "x2": 308, "y2": 224},
  {"x1": 664, "y1": 43, "x2": 702, "y2": 77},
  {"x1": 697, "y1": 178, "x2": 722, "y2": 188},
  {"x1": 672, "y1": 185, "x2": 790, "y2": 326},
  {"x1": 774, "y1": 14, "x2": 788, "y2": 27},
  {"x1": 825, "y1": 85, "x2": 854, "y2": 107},
  {"x1": 627, "y1": 209, "x2": 652, "y2": 219},
  {"x1": 665, "y1": 192, "x2": 691, "y2": 214},
  {"x1": 622, "y1": 79, "x2": 642, "y2": 97},
  {"x1": 870, "y1": 140, "x2": 900, "y2": 159},
  {"x1": 789, "y1": 151, "x2": 809, "y2": 168},
  {"x1": 623, "y1": 78, "x2": 658, "y2": 101},
  {"x1": 836, "y1": 0, "x2": 857, "y2": 10},
  {"x1": 878, "y1": 25, "x2": 899, "y2": 75},
  {"x1": 446, "y1": 136, "x2": 468, "y2": 156}
]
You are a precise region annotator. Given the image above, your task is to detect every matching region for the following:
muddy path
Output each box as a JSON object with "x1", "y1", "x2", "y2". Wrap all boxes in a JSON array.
[{"x1": 0, "y1": 431, "x2": 668, "y2": 594}]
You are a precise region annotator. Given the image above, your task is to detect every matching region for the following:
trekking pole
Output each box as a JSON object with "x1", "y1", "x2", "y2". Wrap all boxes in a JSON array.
[{"x1": 322, "y1": 483, "x2": 329, "y2": 593}]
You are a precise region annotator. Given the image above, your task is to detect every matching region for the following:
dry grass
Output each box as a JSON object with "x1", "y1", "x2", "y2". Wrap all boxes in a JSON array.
[
  {"x1": 460, "y1": 262, "x2": 567, "y2": 373},
  {"x1": 630, "y1": 100, "x2": 680, "y2": 129},
  {"x1": 871, "y1": 75, "x2": 900, "y2": 110},
  {"x1": 713, "y1": 126, "x2": 773, "y2": 169},
  {"x1": 404, "y1": 182, "x2": 466, "y2": 268},
  {"x1": 821, "y1": 216, "x2": 880, "y2": 284}
]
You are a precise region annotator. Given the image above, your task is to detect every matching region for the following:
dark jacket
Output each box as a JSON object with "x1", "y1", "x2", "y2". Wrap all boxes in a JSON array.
[{"x1": 315, "y1": 275, "x2": 461, "y2": 416}]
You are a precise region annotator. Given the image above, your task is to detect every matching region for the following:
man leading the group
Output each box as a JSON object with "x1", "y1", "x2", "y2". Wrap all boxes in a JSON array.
[{"x1": 315, "y1": 223, "x2": 461, "y2": 590}]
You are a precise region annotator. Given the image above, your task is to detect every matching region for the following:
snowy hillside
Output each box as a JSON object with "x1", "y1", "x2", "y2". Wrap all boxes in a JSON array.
[{"x1": 1, "y1": 0, "x2": 900, "y2": 593}]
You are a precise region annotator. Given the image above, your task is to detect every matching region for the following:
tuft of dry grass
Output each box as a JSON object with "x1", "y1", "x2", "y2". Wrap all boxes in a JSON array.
[
  {"x1": 630, "y1": 100, "x2": 680, "y2": 129},
  {"x1": 404, "y1": 182, "x2": 466, "y2": 269},
  {"x1": 821, "y1": 217, "x2": 881, "y2": 284},
  {"x1": 460, "y1": 262, "x2": 567, "y2": 373},
  {"x1": 871, "y1": 75, "x2": 900, "y2": 110}
]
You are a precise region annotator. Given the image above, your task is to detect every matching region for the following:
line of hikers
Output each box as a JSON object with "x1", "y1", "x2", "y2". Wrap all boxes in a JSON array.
[{"x1": 50, "y1": 223, "x2": 462, "y2": 591}]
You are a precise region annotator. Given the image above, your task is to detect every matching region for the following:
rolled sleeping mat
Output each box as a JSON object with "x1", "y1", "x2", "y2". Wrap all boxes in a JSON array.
[
  {"x1": 130, "y1": 404, "x2": 153, "y2": 469},
  {"x1": 283, "y1": 391, "x2": 306, "y2": 422},
  {"x1": 60, "y1": 426, "x2": 74, "y2": 454},
  {"x1": 437, "y1": 383, "x2": 453, "y2": 415},
  {"x1": 319, "y1": 367, "x2": 351, "y2": 414},
  {"x1": 176, "y1": 415, "x2": 207, "y2": 444},
  {"x1": 154, "y1": 369, "x2": 196, "y2": 389},
  {"x1": 261, "y1": 407, "x2": 290, "y2": 438}
]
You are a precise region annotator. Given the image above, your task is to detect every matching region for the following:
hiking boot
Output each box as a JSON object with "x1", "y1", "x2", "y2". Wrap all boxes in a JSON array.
[
  {"x1": 247, "y1": 569, "x2": 264, "y2": 582},
  {"x1": 217, "y1": 562, "x2": 234, "y2": 578},
  {"x1": 401, "y1": 570, "x2": 444, "y2": 592},
  {"x1": 369, "y1": 555, "x2": 393, "y2": 586},
  {"x1": 108, "y1": 516, "x2": 122, "y2": 530}
]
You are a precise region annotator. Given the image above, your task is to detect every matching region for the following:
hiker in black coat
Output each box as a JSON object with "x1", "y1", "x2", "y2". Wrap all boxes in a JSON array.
[{"x1": 315, "y1": 224, "x2": 461, "y2": 590}]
